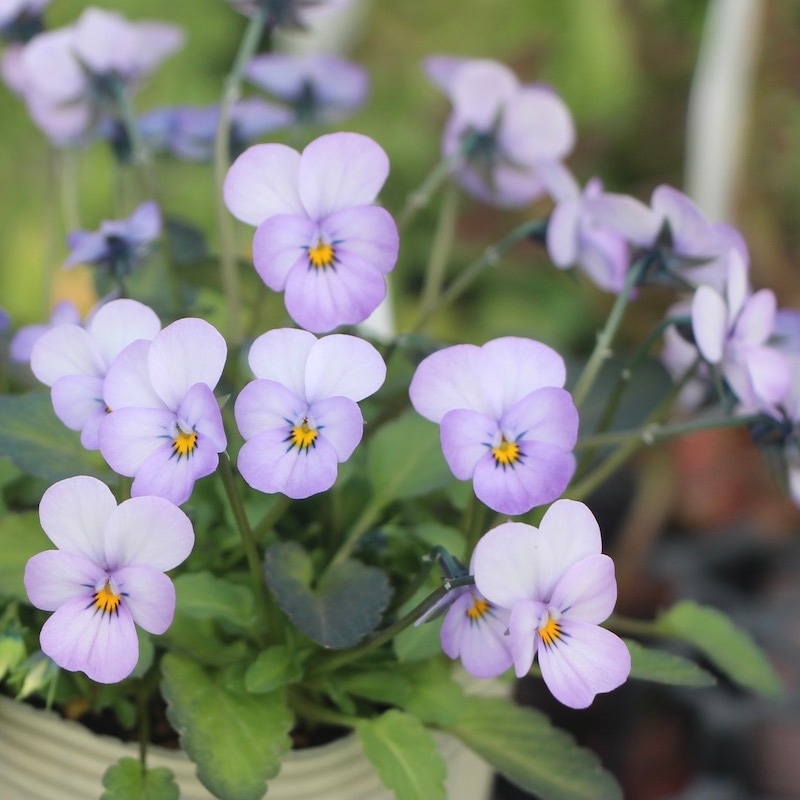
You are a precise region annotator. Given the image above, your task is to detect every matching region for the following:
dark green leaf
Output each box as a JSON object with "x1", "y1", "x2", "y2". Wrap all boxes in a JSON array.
[
  {"x1": 446, "y1": 697, "x2": 622, "y2": 800},
  {"x1": 264, "y1": 542, "x2": 392, "y2": 648},
  {"x1": 245, "y1": 646, "x2": 304, "y2": 693},
  {"x1": 357, "y1": 709, "x2": 447, "y2": 800},
  {"x1": 625, "y1": 639, "x2": 716, "y2": 687},
  {"x1": 174, "y1": 571, "x2": 255, "y2": 627},
  {"x1": 161, "y1": 653, "x2": 292, "y2": 800},
  {"x1": 101, "y1": 757, "x2": 179, "y2": 800},
  {"x1": 0, "y1": 512, "x2": 51, "y2": 602}
]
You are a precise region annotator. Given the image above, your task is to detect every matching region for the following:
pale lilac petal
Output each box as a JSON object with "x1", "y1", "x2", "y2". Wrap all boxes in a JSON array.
[
  {"x1": 453, "y1": 158, "x2": 546, "y2": 208},
  {"x1": 50, "y1": 374, "x2": 104, "y2": 435},
  {"x1": 307, "y1": 395, "x2": 363, "y2": 461},
  {"x1": 651, "y1": 185, "x2": 710, "y2": 251},
  {"x1": 235, "y1": 379, "x2": 307, "y2": 440},
  {"x1": 304, "y1": 55, "x2": 368, "y2": 111},
  {"x1": 547, "y1": 199, "x2": 580, "y2": 267},
  {"x1": 789, "y1": 463, "x2": 800, "y2": 507},
  {"x1": 728, "y1": 345, "x2": 790, "y2": 409},
  {"x1": 440, "y1": 408, "x2": 497, "y2": 480},
  {"x1": 734, "y1": 290, "x2": 776, "y2": 347},
  {"x1": 24, "y1": 551, "x2": 105, "y2": 611},
  {"x1": 39, "y1": 595, "x2": 139, "y2": 684},
  {"x1": 537, "y1": 160, "x2": 581, "y2": 203},
  {"x1": 298, "y1": 132, "x2": 389, "y2": 220},
  {"x1": 64, "y1": 231, "x2": 107, "y2": 266},
  {"x1": 112, "y1": 565, "x2": 176, "y2": 634},
  {"x1": 424, "y1": 55, "x2": 470, "y2": 95},
  {"x1": 125, "y1": 201, "x2": 162, "y2": 242},
  {"x1": 21, "y1": 27, "x2": 86, "y2": 103},
  {"x1": 320, "y1": 205, "x2": 399, "y2": 276},
  {"x1": 247, "y1": 328, "x2": 318, "y2": 396},
  {"x1": 588, "y1": 193, "x2": 661, "y2": 247},
  {"x1": 537, "y1": 621, "x2": 631, "y2": 709},
  {"x1": 99, "y1": 407, "x2": 176, "y2": 476},
  {"x1": 692, "y1": 285, "x2": 727, "y2": 364},
  {"x1": 103, "y1": 339, "x2": 167, "y2": 412},
  {"x1": 177, "y1": 383, "x2": 226, "y2": 451},
  {"x1": 450, "y1": 60, "x2": 518, "y2": 130},
  {"x1": 576, "y1": 228, "x2": 629, "y2": 294},
  {"x1": 284, "y1": 249, "x2": 387, "y2": 333},
  {"x1": 80, "y1": 407, "x2": 108, "y2": 451},
  {"x1": 499, "y1": 387, "x2": 578, "y2": 451},
  {"x1": 147, "y1": 319, "x2": 226, "y2": 410},
  {"x1": 231, "y1": 97, "x2": 293, "y2": 140},
  {"x1": 129, "y1": 21, "x2": 184, "y2": 75},
  {"x1": 26, "y1": 95, "x2": 92, "y2": 144},
  {"x1": 304, "y1": 334, "x2": 386, "y2": 403},
  {"x1": 472, "y1": 441, "x2": 575, "y2": 515},
  {"x1": 38, "y1": 477, "x2": 116, "y2": 565},
  {"x1": 9, "y1": 323, "x2": 49, "y2": 363},
  {"x1": 224, "y1": 143, "x2": 304, "y2": 226},
  {"x1": 549, "y1": 554, "x2": 618, "y2": 625},
  {"x1": 30, "y1": 325, "x2": 104, "y2": 386},
  {"x1": 508, "y1": 598, "x2": 543, "y2": 677},
  {"x1": 72, "y1": 7, "x2": 135, "y2": 75},
  {"x1": 252, "y1": 214, "x2": 316, "y2": 291},
  {"x1": 104, "y1": 496, "x2": 194, "y2": 572},
  {"x1": 237, "y1": 428, "x2": 339, "y2": 499},
  {"x1": 501, "y1": 86, "x2": 575, "y2": 164}
]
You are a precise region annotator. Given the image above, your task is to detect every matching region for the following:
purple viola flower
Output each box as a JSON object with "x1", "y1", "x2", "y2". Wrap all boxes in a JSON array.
[
  {"x1": 65, "y1": 201, "x2": 161, "y2": 278},
  {"x1": 472, "y1": 500, "x2": 631, "y2": 708},
  {"x1": 235, "y1": 328, "x2": 385, "y2": 499},
  {"x1": 425, "y1": 56, "x2": 575, "y2": 208},
  {"x1": 227, "y1": 0, "x2": 351, "y2": 29},
  {"x1": 224, "y1": 132, "x2": 399, "y2": 333},
  {"x1": 24, "y1": 476, "x2": 194, "y2": 684},
  {"x1": 0, "y1": 0, "x2": 49, "y2": 94},
  {"x1": 409, "y1": 337, "x2": 579, "y2": 516},
  {"x1": 245, "y1": 52, "x2": 368, "y2": 126},
  {"x1": 9, "y1": 299, "x2": 80, "y2": 363},
  {"x1": 692, "y1": 251, "x2": 789, "y2": 414},
  {"x1": 17, "y1": 7, "x2": 183, "y2": 145},
  {"x1": 30, "y1": 299, "x2": 161, "y2": 450},
  {"x1": 99, "y1": 319, "x2": 228, "y2": 506}
]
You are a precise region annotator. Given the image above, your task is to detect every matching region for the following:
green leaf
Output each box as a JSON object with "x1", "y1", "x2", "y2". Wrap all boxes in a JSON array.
[
  {"x1": 446, "y1": 697, "x2": 622, "y2": 800},
  {"x1": 366, "y1": 410, "x2": 453, "y2": 502},
  {"x1": 656, "y1": 601, "x2": 783, "y2": 697},
  {"x1": 0, "y1": 392, "x2": 109, "y2": 482},
  {"x1": 161, "y1": 653, "x2": 293, "y2": 800},
  {"x1": 245, "y1": 646, "x2": 304, "y2": 694},
  {"x1": 401, "y1": 660, "x2": 466, "y2": 727},
  {"x1": 0, "y1": 512, "x2": 51, "y2": 602},
  {"x1": 174, "y1": 571, "x2": 255, "y2": 627},
  {"x1": 357, "y1": 709, "x2": 447, "y2": 800},
  {"x1": 160, "y1": 613, "x2": 251, "y2": 667},
  {"x1": 337, "y1": 668, "x2": 412, "y2": 707},
  {"x1": 264, "y1": 542, "x2": 392, "y2": 648},
  {"x1": 101, "y1": 757, "x2": 179, "y2": 800},
  {"x1": 625, "y1": 639, "x2": 716, "y2": 687}
]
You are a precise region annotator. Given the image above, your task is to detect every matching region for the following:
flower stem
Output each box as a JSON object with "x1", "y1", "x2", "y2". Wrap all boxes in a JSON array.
[
  {"x1": 287, "y1": 687, "x2": 361, "y2": 728},
  {"x1": 215, "y1": 7, "x2": 269, "y2": 345},
  {"x1": 397, "y1": 150, "x2": 462, "y2": 231}
]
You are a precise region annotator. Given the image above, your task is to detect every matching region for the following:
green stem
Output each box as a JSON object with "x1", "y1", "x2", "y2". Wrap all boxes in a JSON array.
[
  {"x1": 252, "y1": 494, "x2": 292, "y2": 541},
  {"x1": 288, "y1": 688, "x2": 361, "y2": 728},
  {"x1": 113, "y1": 86, "x2": 157, "y2": 199},
  {"x1": 604, "y1": 614, "x2": 663, "y2": 637},
  {"x1": 397, "y1": 150, "x2": 463, "y2": 231},
  {"x1": 328, "y1": 494, "x2": 384, "y2": 568},
  {"x1": 215, "y1": 8, "x2": 269, "y2": 345},
  {"x1": 137, "y1": 684, "x2": 150, "y2": 770}
]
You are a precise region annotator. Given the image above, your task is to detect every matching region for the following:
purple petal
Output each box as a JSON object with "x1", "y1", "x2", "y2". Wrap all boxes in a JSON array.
[
  {"x1": 124, "y1": 202, "x2": 162, "y2": 243},
  {"x1": 9, "y1": 323, "x2": 49, "y2": 363},
  {"x1": 80, "y1": 406, "x2": 108, "y2": 451},
  {"x1": 20, "y1": 27, "x2": 86, "y2": 104},
  {"x1": 235, "y1": 379, "x2": 307, "y2": 441},
  {"x1": 247, "y1": 328, "x2": 318, "y2": 396},
  {"x1": 25, "y1": 550, "x2": 106, "y2": 612},
  {"x1": 237, "y1": 428, "x2": 339, "y2": 499},
  {"x1": 99, "y1": 406, "x2": 176, "y2": 476},
  {"x1": 549, "y1": 554, "x2": 618, "y2": 625},
  {"x1": 547, "y1": 198, "x2": 580, "y2": 267},
  {"x1": 298, "y1": 132, "x2": 389, "y2": 220},
  {"x1": 231, "y1": 97, "x2": 293, "y2": 140},
  {"x1": 50, "y1": 374, "x2": 104, "y2": 437},
  {"x1": 501, "y1": 86, "x2": 574, "y2": 164},
  {"x1": 64, "y1": 230, "x2": 108, "y2": 267},
  {"x1": 734, "y1": 289, "x2": 776, "y2": 347},
  {"x1": 104, "y1": 496, "x2": 194, "y2": 572},
  {"x1": 450, "y1": 60, "x2": 517, "y2": 130},
  {"x1": 38, "y1": 476, "x2": 116, "y2": 564},
  {"x1": 112, "y1": 565, "x2": 176, "y2": 634},
  {"x1": 304, "y1": 334, "x2": 386, "y2": 403},
  {"x1": 147, "y1": 318, "x2": 226, "y2": 410},
  {"x1": 424, "y1": 55, "x2": 470, "y2": 94},
  {"x1": 453, "y1": 157, "x2": 547, "y2": 208},
  {"x1": 320, "y1": 205, "x2": 399, "y2": 276},
  {"x1": 576, "y1": 228, "x2": 629, "y2": 294},
  {"x1": 224, "y1": 143, "x2": 304, "y2": 226},
  {"x1": 252, "y1": 213, "x2": 315, "y2": 291},
  {"x1": 72, "y1": 8, "x2": 135, "y2": 75},
  {"x1": 177, "y1": 383, "x2": 226, "y2": 451},
  {"x1": 692, "y1": 285, "x2": 727, "y2": 364},
  {"x1": 537, "y1": 621, "x2": 631, "y2": 708},
  {"x1": 39, "y1": 594, "x2": 139, "y2": 684},
  {"x1": 103, "y1": 339, "x2": 167, "y2": 412},
  {"x1": 727, "y1": 345, "x2": 790, "y2": 410},
  {"x1": 508, "y1": 598, "x2": 544, "y2": 677},
  {"x1": 499, "y1": 387, "x2": 578, "y2": 451},
  {"x1": 440, "y1": 408, "x2": 497, "y2": 480},
  {"x1": 30, "y1": 325, "x2": 104, "y2": 386},
  {"x1": 128, "y1": 21, "x2": 184, "y2": 76},
  {"x1": 307, "y1": 395, "x2": 363, "y2": 461},
  {"x1": 588, "y1": 192, "x2": 661, "y2": 247}
]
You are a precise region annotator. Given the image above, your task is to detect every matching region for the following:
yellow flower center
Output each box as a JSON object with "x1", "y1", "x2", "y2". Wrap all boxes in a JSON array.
[
  {"x1": 492, "y1": 435, "x2": 521, "y2": 468},
  {"x1": 308, "y1": 240, "x2": 335, "y2": 270},
  {"x1": 173, "y1": 429, "x2": 198, "y2": 458},
  {"x1": 289, "y1": 419, "x2": 318, "y2": 450},
  {"x1": 466, "y1": 595, "x2": 490, "y2": 621},
  {"x1": 538, "y1": 614, "x2": 563, "y2": 648},
  {"x1": 93, "y1": 581, "x2": 121, "y2": 616}
]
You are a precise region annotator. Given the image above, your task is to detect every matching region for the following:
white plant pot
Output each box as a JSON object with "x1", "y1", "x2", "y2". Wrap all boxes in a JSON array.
[{"x1": 0, "y1": 693, "x2": 496, "y2": 800}]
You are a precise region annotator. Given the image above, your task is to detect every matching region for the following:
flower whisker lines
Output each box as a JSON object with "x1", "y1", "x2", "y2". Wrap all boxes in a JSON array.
[
  {"x1": 491, "y1": 435, "x2": 524, "y2": 470},
  {"x1": 91, "y1": 581, "x2": 122, "y2": 617},
  {"x1": 538, "y1": 614, "x2": 565, "y2": 649},
  {"x1": 171, "y1": 428, "x2": 199, "y2": 459},
  {"x1": 306, "y1": 240, "x2": 336, "y2": 270}
]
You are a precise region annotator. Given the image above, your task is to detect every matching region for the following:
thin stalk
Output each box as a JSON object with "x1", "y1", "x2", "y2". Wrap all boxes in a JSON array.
[
  {"x1": 215, "y1": 8, "x2": 269, "y2": 345},
  {"x1": 328, "y1": 494, "x2": 384, "y2": 568},
  {"x1": 288, "y1": 688, "x2": 361, "y2": 728},
  {"x1": 137, "y1": 684, "x2": 150, "y2": 770},
  {"x1": 397, "y1": 150, "x2": 463, "y2": 231},
  {"x1": 252, "y1": 494, "x2": 292, "y2": 541},
  {"x1": 113, "y1": 86, "x2": 157, "y2": 198}
]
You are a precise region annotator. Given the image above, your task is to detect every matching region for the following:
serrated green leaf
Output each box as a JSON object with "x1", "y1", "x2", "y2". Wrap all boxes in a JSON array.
[
  {"x1": 161, "y1": 653, "x2": 293, "y2": 800},
  {"x1": 174, "y1": 571, "x2": 255, "y2": 627},
  {"x1": 0, "y1": 512, "x2": 51, "y2": 602},
  {"x1": 0, "y1": 392, "x2": 109, "y2": 481},
  {"x1": 245, "y1": 646, "x2": 304, "y2": 693},
  {"x1": 625, "y1": 639, "x2": 716, "y2": 687},
  {"x1": 357, "y1": 710, "x2": 446, "y2": 800},
  {"x1": 160, "y1": 613, "x2": 251, "y2": 667},
  {"x1": 264, "y1": 542, "x2": 392, "y2": 648},
  {"x1": 337, "y1": 668, "x2": 412, "y2": 707},
  {"x1": 656, "y1": 601, "x2": 783, "y2": 697},
  {"x1": 446, "y1": 697, "x2": 622, "y2": 800},
  {"x1": 366, "y1": 410, "x2": 453, "y2": 501},
  {"x1": 101, "y1": 757, "x2": 179, "y2": 800}
]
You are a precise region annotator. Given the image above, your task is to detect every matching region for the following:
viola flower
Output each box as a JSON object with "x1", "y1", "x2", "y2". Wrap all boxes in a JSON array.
[
  {"x1": 227, "y1": 0, "x2": 351, "y2": 30},
  {"x1": 30, "y1": 299, "x2": 161, "y2": 449},
  {"x1": 472, "y1": 500, "x2": 631, "y2": 708},
  {"x1": 24, "y1": 476, "x2": 194, "y2": 684},
  {"x1": 0, "y1": 0, "x2": 49, "y2": 95},
  {"x1": 99, "y1": 318, "x2": 228, "y2": 506},
  {"x1": 9, "y1": 299, "x2": 80, "y2": 363},
  {"x1": 245, "y1": 53, "x2": 368, "y2": 126},
  {"x1": 692, "y1": 251, "x2": 789, "y2": 413},
  {"x1": 224, "y1": 132, "x2": 399, "y2": 333},
  {"x1": 409, "y1": 337, "x2": 578, "y2": 515},
  {"x1": 65, "y1": 201, "x2": 161, "y2": 278},
  {"x1": 235, "y1": 328, "x2": 385, "y2": 499},
  {"x1": 425, "y1": 56, "x2": 574, "y2": 207}
]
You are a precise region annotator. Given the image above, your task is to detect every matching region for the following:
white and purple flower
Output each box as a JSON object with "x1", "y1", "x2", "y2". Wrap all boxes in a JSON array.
[
  {"x1": 472, "y1": 500, "x2": 631, "y2": 708},
  {"x1": 30, "y1": 298, "x2": 161, "y2": 450},
  {"x1": 235, "y1": 328, "x2": 385, "y2": 499},
  {"x1": 227, "y1": 0, "x2": 351, "y2": 29},
  {"x1": 99, "y1": 318, "x2": 228, "y2": 506},
  {"x1": 409, "y1": 337, "x2": 578, "y2": 516},
  {"x1": 9, "y1": 299, "x2": 80, "y2": 363},
  {"x1": 224, "y1": 132, "x2": 399, "y2": 333},
  {"x1": 24, "y1": 476, "x2": 194, "y2": 684}
]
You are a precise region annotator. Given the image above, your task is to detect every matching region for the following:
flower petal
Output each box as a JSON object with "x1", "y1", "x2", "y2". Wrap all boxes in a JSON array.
[
  {"x1": 50, "y1": 374, "x2": 104, "y2": 437},
  {"x1": 247, "y1": 327, "x2": 318, "y2": 395},
  {"x1": 25, "y1": 550, "x2": 106, "y2": 611},
  {"x1": 440, "y1": 408, "x2": 497, "y2": 480},
  {"x1": 320, "y1": 205, "x2": 399, "y2": 276},
  {"x1": 500, "y1": 387, "x2": 578, "y2": 451},
  {"x1": 87, "y1": 299, "x2": 161, "y2": 369},
  {"x1": 99, "y1": 406, "x2": 175, "y2": 476},
  {"x1": 501, "y1": 85, "x2": 575, "y2": 164},
  {"x1": 30, "y1": 325, "x2": 104, "y2": 386},
  {"x1": 450, "y1": 60, "x2": 518, "y2": 130},
  {"x1": 508, "y1": 598, "x2": 545, "y2": 677},
  {"x1": 692, "y1": 285, "x2": 728, "y2": 365},
  {"x1": 549, "y1": 554, "x2": 618, "y2": 625},
  {"x1": 547, "y1": 198, "x2": 580, "y2": 267},
  {"x1": 424, "y1": 55, "x2": 470, "y2": 94},
  {"x1": 252, "y1": 213, "x2": 316, "y2": 291},
  {"x1": 177, "y1": 383, "x2": 227, "y2": 451},
  {"x1": 734, "y1": 289, "x2": 776, "y2": 347},
  {"x1": 304, "y1": 334, "x2": 386, "y2": 403},
  {"x1": 113, "y1": 565, "x2": 176, "y2": 634},
  {"x1": 235, "y1": 379, "x2": 306, "y2": 441},
  {"x1": 103, "y1": 339, "x2": 167, "y2": 411},
  {"x1": 307, "y1": 395, "x2": 363, "y2": 461}
]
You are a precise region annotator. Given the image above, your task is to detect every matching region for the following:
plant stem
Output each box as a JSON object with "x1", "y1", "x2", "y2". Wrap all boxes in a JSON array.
[
  {"x1": 252, "y1": 494, "x2": 292, "y2": 541},
  {"x1": 215, "y1": 8, "x2": 269, "y2": 346},
  {"x1": 137, "y1": 684, "x2": 150, "y2": 770},
  {"x1": 397, "y1": 150, "x2": 463, "y2": 231},
  {"x1": 328, "y1": 494, "x2": 384, "y2": 568},
  {"x1": 604, "y1": 614, "x2": 663, "y2": 637},
  {"x1": 287, "y1": 688, "x2": 361, "y2": 729}
]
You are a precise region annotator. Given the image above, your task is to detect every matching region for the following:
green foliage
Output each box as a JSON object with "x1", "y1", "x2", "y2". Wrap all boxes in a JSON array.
[
  {"x1": 244, "y1": 646, "x2": 304, "y2": 693},
  {"x1": 174, "y1": 571, "x2": 256, "y2": 629},
  {"x1": 625, "y1": 639, "x2": 716, "y2": 687},
  {"x1": 161, "y1": 654, "x2": 293, "y2": 800},
  {"x1": 656, "y1": 601, "x2": 783, "y2": 697},
  {"x1": 446, "y1": 698, "x2": 622, "y2": 800},
  {"x1": 160, "y1": 614, "x2": 251, "y2": 667},
  {"x1": 264, "y1": 542, "x2": 392, "y2": 648},
  {"x1": 0, "y1": 512, "x2": 50, "y2": 602},
  {"x1": 357, "y1": 709, "x2": 447, "y2": 800},
  {"x1": 0, "y1": 393, "x2": 109, "y2": 482},
  {"x1": 101, "y1": 758, "x2": 179, "y2": 800}
]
